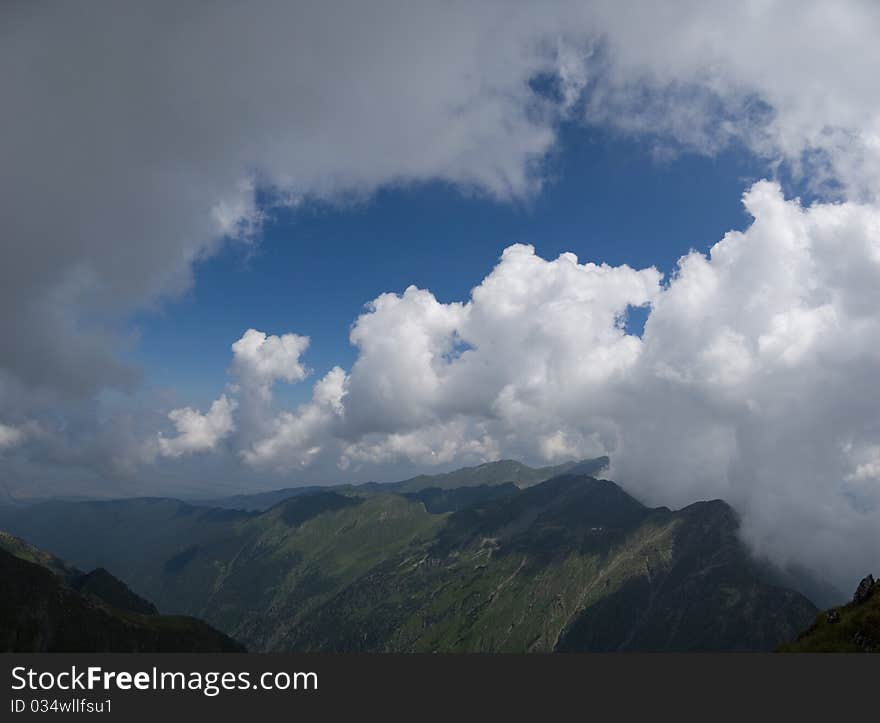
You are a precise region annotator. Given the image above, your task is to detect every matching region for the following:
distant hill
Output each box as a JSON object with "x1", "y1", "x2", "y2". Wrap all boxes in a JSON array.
[
  {"x1": 193, "y1": 457, "x2": 610, "y2": 512},
  {"x1": 780, "y1": 574, "x2": 879, "y2": 652},
  {"x1": 0, "y1": 498, "x2": 255, "y2": 593},
  {"x1": 0, "y1": 534, "x2": 244, "y2": 652},
  {"x1": 0, "y1": 469, "x2": 815, "y2": 652},
  {"x1": 382, "y1": 456, "x2": 610, "y2": 493},
  {"x1": 401, "y1": 482, "x2": 520, "y2": 513},
  {"x1": 193, "y1": 485, "x2": 328, "y2": 512}
]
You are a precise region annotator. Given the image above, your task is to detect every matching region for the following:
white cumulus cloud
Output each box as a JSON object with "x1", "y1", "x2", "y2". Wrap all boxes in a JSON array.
[
  {"x1": 157, "y1": 395, "x2": 237, "y2": 458},
  {"x1": 231, "y1": 329, "x2": 311, "y2": 400}
]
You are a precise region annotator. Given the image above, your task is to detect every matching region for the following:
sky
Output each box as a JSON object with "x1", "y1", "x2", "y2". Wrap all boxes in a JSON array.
[
  {"x1": 2, "y1": 0, "x2": 880, "y2": 590},
  {"x1": 132, "y1": 125, "x2": 758, "y2": 408}
]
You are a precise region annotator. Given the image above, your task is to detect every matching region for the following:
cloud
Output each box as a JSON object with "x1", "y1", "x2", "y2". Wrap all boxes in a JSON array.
[
  {"x1": 0, "y1": 1, "x2": 588, "y2": 484},
  {"x1": 4, "y1": 2, "x2": 880, "y2": 460},
  {"x1": 614, "y1": 181, "x2": 880, "y2": 585},
  {"x1": 242, "y1": 366, "x2": 348, "y2": 469},
  {"x1": 576, "y1": 1, "x2": 880, "y2": 198},
  {"x1": 0, "y1": 423, "x2": 26, "y2": 452},
  {"x1": 228, "y1": 328, "x2": 312, "y2": 446},
  {"x1": 239, "y1": 244, "x2": 659, "y2": 466},
  {"x1": 157, "y1": 328, "x2": 311, "y2": 459},
  {"x1": 0, "y1": 0, "x2": 579, "y2": 409},
  {"x1": 231, "y1": 329, "x2": 311, "y2": 400},
  {"x1": 8, "y1": 1, "x2": 880, "y2": 409},
  {"x1": 157, "y1": 395, "x2": 237, "y2": 458}
]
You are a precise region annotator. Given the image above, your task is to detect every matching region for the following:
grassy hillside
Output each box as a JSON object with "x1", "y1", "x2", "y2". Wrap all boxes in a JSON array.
[{"x1": 780, "y1": 575, "x2": 879, "y2": 652}]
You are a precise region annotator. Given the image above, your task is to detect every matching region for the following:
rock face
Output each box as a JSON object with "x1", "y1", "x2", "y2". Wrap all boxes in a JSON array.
[
  {"x1": 853, "y1": 575, "x2": 876, "y2": 605},
  {"x1": 0, "y1": 547, "x2": 244, "y2": 652},
  {"x1": 781, "y1": 572, "x2": 879, "y2": 652}
]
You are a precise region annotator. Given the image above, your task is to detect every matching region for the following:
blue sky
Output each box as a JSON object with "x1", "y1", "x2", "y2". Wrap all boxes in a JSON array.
[{"x1": 132, "y1": 123, "x2": 763, "y2": 407}]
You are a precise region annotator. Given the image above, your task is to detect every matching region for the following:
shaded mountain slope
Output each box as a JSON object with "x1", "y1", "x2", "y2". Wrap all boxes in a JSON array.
[
  {"x1": 73, "y1": 567, "x2": 158, "y2": 616},
  {"x1": 555, "y1": 499, "x2": 816, "y2": 651},
  {"x1": 2, "y1": 532, "x2": 161, "y2": 617},
  {"x1": 0, "y1": 530, "x2": 80, "y2": 583},
  {"x1": 0, "y1": 546, "x2": 243, "y2": 652}
]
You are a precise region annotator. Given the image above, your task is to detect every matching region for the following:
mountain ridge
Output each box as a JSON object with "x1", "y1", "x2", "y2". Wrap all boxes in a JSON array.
[{"x1": 184, "y1": 456, "x2": 611, "y2": 511}]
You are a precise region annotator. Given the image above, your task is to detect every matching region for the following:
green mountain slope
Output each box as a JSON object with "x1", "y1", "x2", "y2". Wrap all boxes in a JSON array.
[
  {"x1": 0, "y1": 541, "x2": 243, "y2": 652},
  {"x1": 0, "y1": 472, "x2": 816, "y2": 652},
  {"x1": 286, "y1": 477, "x2": 815, "y2": 652},
  {"x1": 780, "y1": 574, "x2": 879, "y2": 652}
]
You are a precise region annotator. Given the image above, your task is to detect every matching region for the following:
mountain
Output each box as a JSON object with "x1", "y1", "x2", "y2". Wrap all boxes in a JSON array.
[
  {"x1": 780, "y1": 574, "x2": 879, "y2": 652},
  {"x1": 401, "y1": 482, "x2": 520, "y2": 513},
  {"x1": 188, "y1": 457, "x2": 610, "y2": 511},
  {"x1": 0, "y1": 471, "x2": 816, "y2": 652},
  {"x1": 285, "y1": 477, "x2": 816, "y2": 652},
  {"x1": 382, "y1": 457, "x2": 609, "y2": 493},
  {"x1": 0, "y1": 530, "x2": 159, "y2": 615},
  {"x1": 193, "y1": 485, "x2": 327, "y2": 512},
  {"x1": 0, "y1": 534, "x2": 244, "y2": 652}
]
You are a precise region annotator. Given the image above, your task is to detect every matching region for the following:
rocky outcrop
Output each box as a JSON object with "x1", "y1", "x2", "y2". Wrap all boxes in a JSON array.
[
  {"x1": 781, "y1": 572, "x2": 879, "y2": 652},
  {"x1": 853, "y1": 574, "x2": 876, "y2": 605}
]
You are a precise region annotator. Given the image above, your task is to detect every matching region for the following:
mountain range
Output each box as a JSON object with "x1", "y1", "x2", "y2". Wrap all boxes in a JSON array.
[
  {"x1": 0, "y1": 459, "x2": 824, "y2": 652},
  {"x1": 190, "y1": 457, "x2": 609, "y2": 512}
]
